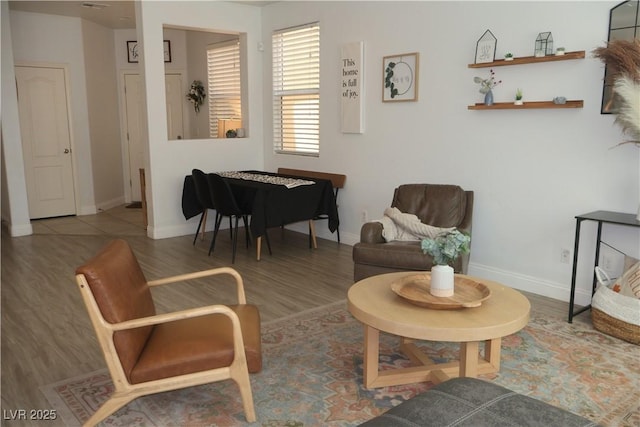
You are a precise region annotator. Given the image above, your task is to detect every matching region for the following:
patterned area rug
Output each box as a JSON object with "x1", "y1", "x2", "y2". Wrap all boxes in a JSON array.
[{"x1": 41, "y1": 301, "x2": 639, "y2": 426}]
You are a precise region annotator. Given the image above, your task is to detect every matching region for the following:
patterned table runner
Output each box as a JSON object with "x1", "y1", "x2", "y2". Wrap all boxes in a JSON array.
[{"x1": 218, "y1": 171, "x2": 315, "y2": 189}]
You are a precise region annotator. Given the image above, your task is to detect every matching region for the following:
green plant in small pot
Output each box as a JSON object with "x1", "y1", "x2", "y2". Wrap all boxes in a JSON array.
[
  {"x1": 504, "y1": 52, "x2": 514, "y2": 61},
  {"x1": 515, "y1": 88, "x2": 523, "y2": 105},
  {"x1": 421, "y1": 230, "x2": 471, "y2": 297}
]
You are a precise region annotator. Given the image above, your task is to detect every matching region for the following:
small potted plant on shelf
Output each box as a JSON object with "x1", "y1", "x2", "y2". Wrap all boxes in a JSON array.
[
  {"x1": 504, "y1": 52, "x2": 514, "y2": 61},
  {"x1": 514, "y1": 88, "x2": 524, "y2": 105},
  {"x1": 421, "y1": 230, "x2": 471, "y2": 297},
  {"x1": 555, "y1": 47, "x2": 566, "y2": 56}
]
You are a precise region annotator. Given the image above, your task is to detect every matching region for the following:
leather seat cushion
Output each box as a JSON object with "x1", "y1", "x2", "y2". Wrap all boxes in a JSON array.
[{"x1": 130, "y1": 304, "x2": 262, "y2": 384}]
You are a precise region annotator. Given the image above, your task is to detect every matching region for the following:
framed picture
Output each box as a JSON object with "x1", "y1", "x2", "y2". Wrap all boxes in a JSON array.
[
  {"x1": 127, "y1": 40, "x2": 171, "y2": 63},
  {"x1": 475, "y1": 29, "x2": 497, "y2": 64},
  {"x1": 382, "y1": 52, "x2": 419, "y2": 102},
  {"x1": 163, "y1": 40, "x2": 172, "y2": 63},
  {"x1": 127, "y1": 40, "x2": 139, "y2": 63}
]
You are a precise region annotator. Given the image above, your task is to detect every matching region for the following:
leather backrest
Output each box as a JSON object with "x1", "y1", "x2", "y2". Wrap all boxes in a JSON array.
[
  {"x1": 76, "y1": 239, "x2": 155, "y2": 381},
  {"x1": 392, "y1": 184, "x2": 468, "y2": 228}
]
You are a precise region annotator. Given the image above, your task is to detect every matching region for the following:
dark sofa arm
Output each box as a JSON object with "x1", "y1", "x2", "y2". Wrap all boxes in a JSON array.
[{"x1": 360, "y1": 221, "x2": 385, "y2": 244}]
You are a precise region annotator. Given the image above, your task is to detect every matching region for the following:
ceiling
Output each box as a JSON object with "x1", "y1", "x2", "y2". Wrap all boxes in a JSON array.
[{"x1": 8, "y1": 1, "x2": 275, "y2": 29}]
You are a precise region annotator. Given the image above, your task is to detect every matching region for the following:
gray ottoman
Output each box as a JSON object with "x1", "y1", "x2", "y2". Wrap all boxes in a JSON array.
[{"x1": 360, "y1": 378, "x2": 597, "y2": 427}]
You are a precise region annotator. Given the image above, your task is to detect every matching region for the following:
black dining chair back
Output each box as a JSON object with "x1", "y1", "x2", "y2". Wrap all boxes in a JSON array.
[
  {"x1": 207, "y1": 173, "x2": 252, "y2": 263},
  {"x1": 191, "y1": 169, "x2": 219, "y2": 246}
]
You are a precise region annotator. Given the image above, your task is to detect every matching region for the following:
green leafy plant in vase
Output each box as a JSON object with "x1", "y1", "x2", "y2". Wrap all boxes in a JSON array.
[
  {"x1": 504, "y1": 52, "x2": 514, "y2": 61},
  {"x1": 421, "y1": 230, "x2": 471, "y2": 297}
]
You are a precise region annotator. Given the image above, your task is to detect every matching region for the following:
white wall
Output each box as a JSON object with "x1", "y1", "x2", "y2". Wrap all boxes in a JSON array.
[
  {"x1": 1, "y1": 1, "x2": 32, "y2": 236},
  {"x1": 82, "y1": 19, "x2": 124, "y2": 210},
  {"x1": 136, "y1": 1, "x2": 264, "y2": 239},
  {"x1": 260, "y1": 1, "x2": 640, "y2": 304}
]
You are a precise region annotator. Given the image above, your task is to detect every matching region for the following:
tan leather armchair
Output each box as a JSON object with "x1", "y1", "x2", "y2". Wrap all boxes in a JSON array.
[
  {"x1": 75, "y1": 239, "x2": 261, "y2": 425},
  {"x1": 352, "y1": 184, "x2": 473, "y2": 281}
]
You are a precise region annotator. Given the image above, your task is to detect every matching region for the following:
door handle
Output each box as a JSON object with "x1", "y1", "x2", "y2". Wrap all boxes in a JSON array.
[{"x1": 64, "y1": 148, "x2": 70, "y2": 154}]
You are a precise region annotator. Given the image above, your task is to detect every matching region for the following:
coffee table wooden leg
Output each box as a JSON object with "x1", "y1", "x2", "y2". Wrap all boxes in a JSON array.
[
  {"x1": 484, "y1": 338, "x2": 501, "y2": 371},
  {"x1": 256, "y1": 237, "x2": 261, "y2": 261},
  {"x1": 363, "y1": 325, "x2": 380, "y2": 388},
  {"x1": 459, "y1": 341, "x2": 479, "y2": 377}
]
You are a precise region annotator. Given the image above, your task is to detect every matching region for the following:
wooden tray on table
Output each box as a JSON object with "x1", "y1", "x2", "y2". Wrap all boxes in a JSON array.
[{"x1": 391, "y1": 273, "x2": 491, "y2": 309}]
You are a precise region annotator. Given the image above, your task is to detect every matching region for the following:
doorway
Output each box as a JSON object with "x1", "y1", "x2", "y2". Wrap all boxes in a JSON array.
[
  {"x1": 123, "y1": 73, "x2": 185, "y2": 201},
  {"x1": 15, "y1": 64, "x2": 76, "y2": 219}
]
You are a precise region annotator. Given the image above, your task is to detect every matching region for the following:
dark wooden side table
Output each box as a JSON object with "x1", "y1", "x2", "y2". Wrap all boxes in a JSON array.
[{"x1": 568, "y1": 210, "x2": 640, "y2": 323}]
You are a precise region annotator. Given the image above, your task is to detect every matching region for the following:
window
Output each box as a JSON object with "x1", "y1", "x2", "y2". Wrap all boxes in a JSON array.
[
  {"x1": 272, "y1": 23, "x2": 320, "y2": 155},
  {"x1": 207, "y1": 41, "x2": 242, "y2": 138}
]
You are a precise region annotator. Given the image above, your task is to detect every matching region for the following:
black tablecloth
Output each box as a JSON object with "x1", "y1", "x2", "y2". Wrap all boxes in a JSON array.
[{"x1": 182, "y1": 171, "x2": 338, "y2": 238}]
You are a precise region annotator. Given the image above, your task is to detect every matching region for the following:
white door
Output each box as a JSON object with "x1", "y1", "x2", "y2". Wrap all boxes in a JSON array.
[
  {"x1": 123, "y1": 74, "x2": 146, "y2": 202},
  {"x1": 16, "y1": 65, "x2": 76, "y2": 219},
  {"x1": 165, "y1": 74, "x2": 185, "y2": 140},
  {"x1": 123, "y1": 73, "x2": 184, "y2": 201}
]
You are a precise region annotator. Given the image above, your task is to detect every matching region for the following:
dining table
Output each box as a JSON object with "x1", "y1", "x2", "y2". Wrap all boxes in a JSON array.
[{"x1": 182, "y1": 170, "x2": 339, "y2": 260}]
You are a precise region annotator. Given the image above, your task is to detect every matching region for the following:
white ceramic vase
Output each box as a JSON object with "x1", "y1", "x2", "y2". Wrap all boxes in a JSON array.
[{"x1": 430, "y1": 265, "x2": 455, "y2": 297}]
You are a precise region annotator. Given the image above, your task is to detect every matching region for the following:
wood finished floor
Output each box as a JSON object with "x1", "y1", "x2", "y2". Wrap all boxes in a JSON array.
[{"x1": 1, "y1": 205, "x2": 578, "y2": 425}]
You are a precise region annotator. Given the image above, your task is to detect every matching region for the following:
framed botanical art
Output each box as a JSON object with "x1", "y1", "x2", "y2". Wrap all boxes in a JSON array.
[
  {"x1": 127, "y1": 40, "x2": 139, "y2": 63},
  {"x1": 382, "y1": 52, "x2": 419, "y2": 102},
  {"x1": 127, "y1": 40, "x2": 172, "y2": 63},
  {"x1": 163, "y1": 40, "x2": 172, "y2": 63},
  {"x1": 475, "y1": 29, "x2": 497, "y2": 64}
]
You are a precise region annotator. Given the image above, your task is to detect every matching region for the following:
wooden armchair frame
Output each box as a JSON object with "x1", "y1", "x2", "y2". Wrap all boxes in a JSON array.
[{"x1": 75, "y1": 266, "x2": 256, "y2": 426}]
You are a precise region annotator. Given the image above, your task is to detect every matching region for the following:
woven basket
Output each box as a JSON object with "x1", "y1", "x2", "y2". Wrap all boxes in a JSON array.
[
  {"x1": 592, "y1": 307, "x2": 640, "y2": 345},
  {"x1": 591, "y1": 269, "x2": 640, "y2": 345}
]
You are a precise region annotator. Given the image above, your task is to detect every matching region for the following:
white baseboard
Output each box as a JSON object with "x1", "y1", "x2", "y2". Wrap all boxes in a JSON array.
[
  {"x1": 8, "y1": 222, "x2": 33, "y2": 237},
  {"x1": 95, "y1": 196, "x2": 126, "y2": 212},
  {"x1": 467, "y1": 262, "x2": 592, "y2": 306}
]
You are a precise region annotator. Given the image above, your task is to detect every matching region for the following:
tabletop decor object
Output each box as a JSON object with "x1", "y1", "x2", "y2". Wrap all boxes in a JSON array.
[
  {"x1": 474, "y1": 69, "x2": 501, "y2": 106},
  {"x1": 421, "y1": 230, "x2": 471, "y2": 297},
  {"x1": 515, "y1": 88, "x2": 523, "y2": 105},
  {"x1": 475, "y1": 29, "x2": 497, "y2": 64},
  {"x1": 504, "y1": 52, "x2": 514, "y2": 61},
  {"x1": 555, "y1": 47, "x2": 565, "y2": 56},
  {"x1": 186, "y1": 80, "x2": 206, "y2": 114},
  {"x1": 535, "y1": 31, "x2": 553, "y2": 56},
  {"x1": 390, "y1": 274, "x2": 491, "y2": 309}
]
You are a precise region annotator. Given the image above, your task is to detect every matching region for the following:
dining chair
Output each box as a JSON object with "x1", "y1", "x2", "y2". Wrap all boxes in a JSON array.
[
  {"x1": 207, "y1": 173, "x2": 260, "y2": 263},
  {"x1": 191, "y1": 169, "x2": 221, "y2": 245},
  {"x1": 75, "y1": 239, "x2": 262, "y2": 426}
]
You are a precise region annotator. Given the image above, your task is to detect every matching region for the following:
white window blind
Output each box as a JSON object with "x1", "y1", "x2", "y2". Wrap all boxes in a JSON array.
[
  {"x1": 272, "y1": 23, "x2": 320, "y2": 155},
  {"x1": 207, "y1": 41, "x2": 241, "y2": 138}
]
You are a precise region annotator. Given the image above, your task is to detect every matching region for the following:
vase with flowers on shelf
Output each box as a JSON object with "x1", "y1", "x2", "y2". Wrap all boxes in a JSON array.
[
  {"x1": 474, "y1": 69, "x2": 501, "y2": 106},
  {"x1": 421, "y1": 230, "x2": 471, "y2": 297}
]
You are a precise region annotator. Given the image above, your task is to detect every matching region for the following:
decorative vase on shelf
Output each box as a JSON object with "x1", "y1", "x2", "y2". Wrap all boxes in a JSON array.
[
  {"x1": 430, "y1": 265, "x2": 455, "y2": 297},
  {"x1": 484, "y1": 90, "x2": 494, "y2": 106}
]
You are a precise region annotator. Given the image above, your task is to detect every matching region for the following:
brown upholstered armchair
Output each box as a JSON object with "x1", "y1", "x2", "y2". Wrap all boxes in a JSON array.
[
  {"x1": 352, "y1": 184, "x2": 473, "y2": 281},
  {"x1": 75, "y1": 239, "x2": 261, "y2": 425}
]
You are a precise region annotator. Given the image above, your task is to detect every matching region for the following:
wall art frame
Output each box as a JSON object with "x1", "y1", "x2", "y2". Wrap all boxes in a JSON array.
[
  {"x1": 475, "y1": 29, "x2": 497, "y2": 64},
  {"x1": 382, "y1": 52, "x2": 419, "y2": 102},
  {"x1": 127, "y1": 40, "x2": 172, "y2": 63}
]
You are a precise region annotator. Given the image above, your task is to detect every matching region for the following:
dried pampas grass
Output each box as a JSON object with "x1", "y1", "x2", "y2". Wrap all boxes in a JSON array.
[
  {"x1": 593, "y1": 39, "x2": 640, "y2": 83},
  {"x1": 613, "y1": 75, "x2": 640, "y2": 146}
]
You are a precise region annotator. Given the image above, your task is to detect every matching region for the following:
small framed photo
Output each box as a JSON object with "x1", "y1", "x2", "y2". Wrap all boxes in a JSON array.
[
  {"x1": 382, "y1": 52, "x2": 419, "y2": 102},
  {"x1": 127, "y1": 40, "x2": 139, "y2": 63},
  {"x1": 163, "y1": 40, "x2": 172, "y2": 63},
  {"x1": 475, "y1": 29, "x2": 497, "y2": 64}
]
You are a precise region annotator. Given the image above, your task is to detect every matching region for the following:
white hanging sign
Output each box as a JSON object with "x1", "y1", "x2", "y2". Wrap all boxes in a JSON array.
[{"x1": 340, "y1": 42, "x2": 364, "y2": 134}]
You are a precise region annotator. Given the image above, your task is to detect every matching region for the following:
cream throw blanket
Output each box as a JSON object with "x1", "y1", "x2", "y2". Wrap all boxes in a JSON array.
[{"x1": 378, "y1": 207, "x2": 455, "y2": 242}]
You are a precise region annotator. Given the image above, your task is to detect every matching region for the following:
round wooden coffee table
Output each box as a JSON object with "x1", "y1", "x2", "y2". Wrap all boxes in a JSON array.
[{"x1": 347, "y1": 271, "x2": 530, "y2": 388}]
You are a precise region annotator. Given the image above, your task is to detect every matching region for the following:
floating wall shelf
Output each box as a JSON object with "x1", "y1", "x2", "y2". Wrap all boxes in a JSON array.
[
  {"x1": 468, "y1": 100, "x2": 584, "y2": 110},
  {"x1": 468, "y1": 50, "x2": 585, "y2": 68}
]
